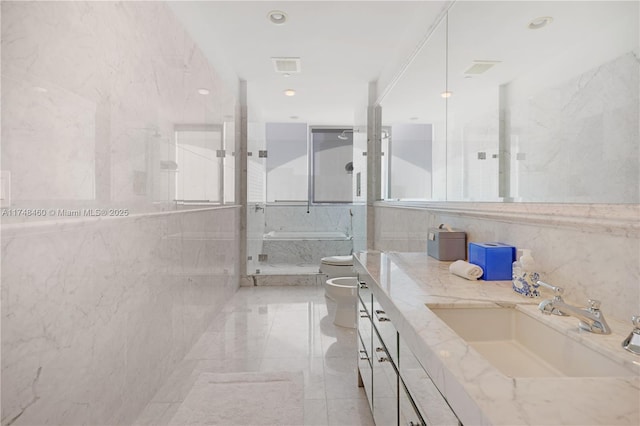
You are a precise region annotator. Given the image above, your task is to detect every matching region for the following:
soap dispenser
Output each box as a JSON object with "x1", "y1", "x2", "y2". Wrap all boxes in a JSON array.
[{"x1": 512, "y1": 249, "x2": 540, "y2": 297}]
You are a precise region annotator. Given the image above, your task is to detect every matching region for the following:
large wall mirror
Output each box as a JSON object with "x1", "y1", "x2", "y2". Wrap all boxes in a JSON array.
[{"x1": 380, "y1": 1, "x2": 639, "y2": 203}]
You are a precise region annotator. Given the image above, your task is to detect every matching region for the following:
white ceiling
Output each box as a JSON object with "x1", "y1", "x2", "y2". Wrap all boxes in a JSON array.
[
  {"x1": 167, "y1": 1, "x2": 638, "y2": 126},
  {"x1": 381, "y1": 1, "x2": 639, "y2": 124},
  {"x1": 167, "y1": 1, "x2": 449, "y2": 125}
]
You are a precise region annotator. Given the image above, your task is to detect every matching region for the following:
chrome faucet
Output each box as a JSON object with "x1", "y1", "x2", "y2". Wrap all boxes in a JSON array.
[
  {"x1": 537, "y1": 280, "x2": 611, "y2": 335},
  {"x1": 622, "y1": 316, "x2": 640, "y2": 355}
]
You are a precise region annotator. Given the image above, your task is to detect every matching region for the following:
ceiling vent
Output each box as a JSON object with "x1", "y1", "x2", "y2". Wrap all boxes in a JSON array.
[
  {"x1": 272, "y1": 57, "x2": 301, "y2": 74},
  {"x1": 464, "y1": 60, "x2": 501, "y2": 76}
]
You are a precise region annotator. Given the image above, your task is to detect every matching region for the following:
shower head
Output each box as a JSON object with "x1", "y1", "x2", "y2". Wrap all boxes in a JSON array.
[
  {"x1": 337, "y1": 131, "x2": 350, "y2": 140},
  {"x1": 338, "y1": 129, "x2": 356, "y2": 140}
]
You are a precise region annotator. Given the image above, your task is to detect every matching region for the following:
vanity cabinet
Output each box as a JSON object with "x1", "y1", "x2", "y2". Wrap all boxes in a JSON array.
[
  {"x1": 357, "y1": 282, "x2": 373, "y2": 408},
  {"x1": 399, "y1": 334, "x2": 460, "y2": 425},
  {"x1": 372, "y1": 326, "x2": 398, "y2": 426},
  {"x1": 357, "y1": 273, "x2": 461, "y2": 426},
  {"x1": 358, "y1": 277, "x2": 399, "y2": 426}
]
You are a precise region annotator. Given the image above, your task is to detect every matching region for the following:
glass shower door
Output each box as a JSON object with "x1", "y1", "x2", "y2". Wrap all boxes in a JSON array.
[{"x1": 246, "y1": 120, "x2": 266, "y2": 275}]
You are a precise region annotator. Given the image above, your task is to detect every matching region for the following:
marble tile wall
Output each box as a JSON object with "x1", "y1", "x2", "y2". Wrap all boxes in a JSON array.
[
  {"x1": 1, "y1": 2, "x2": 241, "y2": 425},
  {"x1": 506, "y1": 52, "x2": 639, "y2": 203},
  {"x1": 1, "y1": 207, "x2": 240, "y2": 426},
  {"x1": 1, "y1": 1, "x2": 237, "y2": 214},
  {"x1": 373, "y1": 204, "x2": 639, "y2": 324}
]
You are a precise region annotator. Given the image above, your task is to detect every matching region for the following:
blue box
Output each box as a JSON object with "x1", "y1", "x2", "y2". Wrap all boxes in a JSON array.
[{"x1": 468, "y1": 242, "x2": 516, "y2": 281}]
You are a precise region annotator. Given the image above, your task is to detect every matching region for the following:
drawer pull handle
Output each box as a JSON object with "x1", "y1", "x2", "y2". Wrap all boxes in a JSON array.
[
  {"x1": 375, "y1": 347, "x2": 385, "y2": 353},
  {"x1": 359, "y1": 350, "x2": 369, "y2": 361},
  {"x1": 359, "y1": 282, "x2": 368, "y2": 289},
  {"x1": 374, "y1": 309, "x2": 390, "y2": 322}
]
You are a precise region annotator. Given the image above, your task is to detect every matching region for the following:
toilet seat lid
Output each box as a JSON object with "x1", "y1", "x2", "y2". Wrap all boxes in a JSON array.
[{"x1": 321, "y1": 255, "x2": 353, "y2": 266}]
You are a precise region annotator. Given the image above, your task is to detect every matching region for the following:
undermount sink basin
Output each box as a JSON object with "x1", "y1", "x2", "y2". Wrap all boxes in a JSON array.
[{"x1": 427, "y1": 305, "x2": 636, "y2": 378}]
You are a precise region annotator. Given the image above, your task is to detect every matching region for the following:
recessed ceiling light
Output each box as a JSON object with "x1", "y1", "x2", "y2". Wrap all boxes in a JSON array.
[
  {"x1": 441, "y1": 91, "x2": 453, "y2": 98},
  {"x1": 409, "y1": 116, "x2": 419, "y2": 121},
  {"x1": 528, "y1": 16, "x2": 553, "y2": 30},
  {"x1": 290, "y1": 115, "x2": 299, "y2": 120},
  {"x1": 268, "y1": 10, "x2": 287, "y2": 25},
  {"x1": 284, "y1": 89, "x2": 296, "y2": 97},
  {"x1": 197, "y1": 88, "x2": 210, "y2": 95}
]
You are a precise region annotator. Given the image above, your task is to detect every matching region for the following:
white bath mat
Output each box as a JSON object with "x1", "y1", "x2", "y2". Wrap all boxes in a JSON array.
[{"x1": 168, "y1": 371, "x2": 304, "y2": 425}]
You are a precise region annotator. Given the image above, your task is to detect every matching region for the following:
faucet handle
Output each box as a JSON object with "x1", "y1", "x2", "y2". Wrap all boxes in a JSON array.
[
  {"x1": 537, "y1": 280, "x2": 564, "y2": 296},
  {"x1": 587, "y1": 299, "x2": 601, "y2": 311},
  {"x1": 622, "y1": 315, "x2": 640, "y2": 355},
  {"x1": 631, "y1": 315, "x2": 640, "y2": 330}
]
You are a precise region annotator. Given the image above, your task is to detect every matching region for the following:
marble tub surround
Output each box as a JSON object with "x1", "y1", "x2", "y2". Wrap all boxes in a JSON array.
[
  {"x1": 252, "y1": 273, "x2": 323, "y2": 287},
  {"x1": 262, "y1": 237, "x2": 353, "y2": 265},
  {"x1": 264, "y1": 204, "x2": 366, "y2": 253},
  {"x1": 1, "y1": 207, "x2": 240, "y2": 426},
  {"x1": 354, "y1": 251, "x2": 640, "y2": 425}
]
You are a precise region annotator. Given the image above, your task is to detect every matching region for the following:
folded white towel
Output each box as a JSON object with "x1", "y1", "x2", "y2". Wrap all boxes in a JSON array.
[{"x1": 449, "y1": 260, "x2": 484, "y2": 281}]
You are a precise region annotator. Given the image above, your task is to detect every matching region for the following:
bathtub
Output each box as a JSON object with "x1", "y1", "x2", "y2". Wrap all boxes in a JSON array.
[
  {"x1": 262, "y1": 231, "x2": 353, "y2": 264},
  {"x1": 263, "y1": 231, "x2": 351, "y2": 241}
]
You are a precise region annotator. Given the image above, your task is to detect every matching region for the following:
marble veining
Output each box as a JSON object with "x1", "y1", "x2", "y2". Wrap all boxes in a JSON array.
[
  {"x1": 133, "y1": 286, "x2": 375, "y2": 426},
  {"x1": 1, "y1": 0, "x2": 237, "y2": 214},
  {"x1": 354, "y1": 251, "x2": 640, "y2": 425},
  {"x1": 246, "y1": 204, "x2": 366, "y2": 278},
  {"x1": 507, "y1": 52, "x2": 639, "y2": 203},
  {"x1": 167, "y1": 372, "x2": 304, "y2": 425},
  {"x1": 374, "y1": 203, "x2": 640, "y2": 324},
  {"x1": 263, "y1": 239, "x2": 353, "y2": 265},
  {"x1": 1, "y1": 208, "x2": 240, "y2": 426},
  {"x1": 2, "y1": 1, "x2": 241, "y2": 422}
]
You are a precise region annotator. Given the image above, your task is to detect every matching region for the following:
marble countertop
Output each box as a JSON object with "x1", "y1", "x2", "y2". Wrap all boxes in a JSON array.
[{"x1": 353, "y1": 251, "x2": 640, "y2": 426}]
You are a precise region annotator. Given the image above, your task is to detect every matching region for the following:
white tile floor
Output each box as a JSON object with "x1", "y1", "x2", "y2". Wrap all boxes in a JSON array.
[{"x1": 135, "y1": 285, "x2": 374, "y2": 426}]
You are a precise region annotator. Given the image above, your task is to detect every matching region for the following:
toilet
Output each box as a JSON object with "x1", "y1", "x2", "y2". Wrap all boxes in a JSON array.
[
  {"x1": 325, "y1": 277, "x2": 358, "y2": 328},
  {"x1": 320, "y1": 255, "x2": 356, "y2": 279},
  {"x1": 320, "y1": 255, "x2": 356, "y2": 301}
]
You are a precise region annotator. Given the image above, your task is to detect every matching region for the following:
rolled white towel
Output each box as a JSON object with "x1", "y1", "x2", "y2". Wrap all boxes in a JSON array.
[{"x1": 449, "y1": 260, "x2": 483, "y2": 281}]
